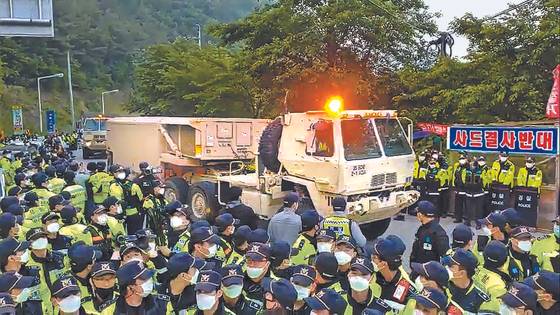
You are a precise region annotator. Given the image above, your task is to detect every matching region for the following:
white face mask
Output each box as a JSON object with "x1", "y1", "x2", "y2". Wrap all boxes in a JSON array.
[
  {"x1": 445, "y1": 266, "x2": 456, "y2": 280},
  {"x1": 247, "y1": 266, "x2": 266, "y2": 279},
  {"x1": 414, "y1": 277, "x2": 424, "y2": 291},
  {"x1": 413, "y1": 309, "x2": 425, "y2": 315},
  {"x1": 116, "y1": 205, "x2": 123, "y2": 214},
  {"x1": 15, "y1": 287, "x2": 32, "y2": 303},
  {"x1": 197, "y1": 293, "x2": 216, "y2": 310},
  {"x1": 317, "y1": 242, "x2": 333, "y2": 253},
  {"x1": 372, "y1": 262, "x2": 380, "y2": 272},
  {"x1": 432, "y1": 154, "x2": 438, "y2": 159},
  {"x1": 46, "y1": 222, "x2": 60, "y2": 233},
  {"x1": 348, "y1": 276, "x2": 370, "y2": 292},
  {"x1": 19, "y1": 250, "x2": 30, "y2": 264},
  {"x1": 481, "y1": 226, "x2": 492, "y2": 236},
  {"x1": 206, "y1": 244, "x2": 218, "y2": 258},
  {"x1": 140, "y1": 279, "x2": 154, "y2": 297},
  {"x1": 169, "y1": 216, "x2": 184, "y2": 229},
  {"x1": 418, "y1": 156, "x2": 425, "y2": 162},
  {"x1": 293, "y1": 284, "x2": 310, "y2": 300},
  {"x1": 478, "y1": 161, "x2": 486, "y2": 166},
  {"x1": 96, "y1": 214, "x2": 108, "y2": 226},
  {"x1": 58, "y1": 294, "x2": 81, "y2": 313},
  {"x1": 116, "y1": 172, "x2": 126, "y2": 180},
  {"x1": 31, "y1": 238, "x2": 48, "y2": 250},
  {"x1": 526, "y1": 163, "x2": 535, "y2": 168},
  {"x1": 517, "y1": 240, "x2": 532, "y2": 252},
  {"x1": 499, "y1": 304, "x2": 517, "y2": 315},
  {"x1": 499, "y1": 156, "x2": 508, "y2": 162},
  {"x1": 334, "y1": 251, "x2": 352, "y2": 266},
  {"x1": 223, "y1": 284, "x2": 243, "y2": 298},
  {"x1": 459, "y1": 159, "x2": 467, "y2": 165},
  {"x1": 190, "y1": 269, "x2": 200, "y2": 286}
]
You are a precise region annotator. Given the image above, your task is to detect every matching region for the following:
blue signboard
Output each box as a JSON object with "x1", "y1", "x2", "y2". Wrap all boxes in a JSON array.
[
  {"x1": 46, "y1": 110, "x2": 56, "y2": 134},
  {"x1": 447, "y1": 125, "x2": 559, "y2": 155}
]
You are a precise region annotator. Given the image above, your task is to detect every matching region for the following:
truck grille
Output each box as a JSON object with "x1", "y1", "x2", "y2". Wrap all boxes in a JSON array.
[
  {"x1": 94, "y1": 135, "x2": 105, "y2": 140},
  {"x1": 370, "y1": 174, "x2": 385, "y2": 187},
  {"x1": 385, "y1": 172, "x2": 397, "y2": 185}
]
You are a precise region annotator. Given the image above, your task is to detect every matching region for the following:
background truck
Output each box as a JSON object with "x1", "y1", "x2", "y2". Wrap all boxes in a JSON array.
[
  {"x1": 81, "y1": 115, "x2": 109, "y2": 159},
  {"x1": 106, "y1": 110, "x2": 419, "y2": 239}
]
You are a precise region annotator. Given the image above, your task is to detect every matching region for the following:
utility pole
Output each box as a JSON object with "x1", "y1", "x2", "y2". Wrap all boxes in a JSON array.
[
  {"x1": 67, "y1": 51, "x2": 75, "y2": 129},
  {"x1": 37, "y1": 73, "x2": 64, "y2": 133},
  {"x1": 101, "y1": 89, "x2": 119, "y2": 115},
  {"x1": 195, "y1": 23, "x2": 202, "y2": 48}
]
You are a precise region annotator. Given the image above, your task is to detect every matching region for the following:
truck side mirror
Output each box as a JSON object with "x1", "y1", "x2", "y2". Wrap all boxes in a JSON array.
[{"x1": 306, "y1": 123, "x2": 317, "y2": 154}]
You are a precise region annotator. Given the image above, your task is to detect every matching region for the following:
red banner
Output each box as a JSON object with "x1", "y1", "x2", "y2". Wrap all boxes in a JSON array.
[
  {"x1": 546, "y1": 65, "x2": 560, "y2": 119},
  {"x1": 417, "y1": 122, "x2": 448, "y2": 137}
]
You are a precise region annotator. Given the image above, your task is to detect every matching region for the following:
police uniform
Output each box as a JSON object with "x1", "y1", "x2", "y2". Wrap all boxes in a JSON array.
[
  {"x1": 68, "y1": 244, "x2": 102, "y2": 315},
  {"x1": 85, "y1": 207, "x2": 114, "y2": 261},
  {"x1": 473, "y1": 240, "x2": 512, "y2": 300},
  {"x1": 50, "y1": 275, "x2": 88, "y2": 315},
  {"x1": 89, "y1": 261, "x2": 119, "y2": 315},
  {"x1": 516, "y1": 160, "x2": 543, "y2": 193},
  {"x1": 214, "y1": 213, "x2": 237, "y2": 263},
  {"x1": 410, "y1": 201, "x2": 449, "y2": 264},
  {"x1": 419, "y1": 160, "x2": 447, "y2": 213},
  {"x1": 59, "y1": 206, "x2": 93, "y2": 245},
  {"x1": 87, "y1": 170, "x2": 113, "y2": 205},
  {"x1": 164, "y1": 253, "x2": 205, "y2": 314},
  {"x1": 305, "y1": 288, "x2": 348, "y2": 315},
  {"x1": 0, "y1": 265, "x2": 43, "y2": 314},
  {"x1": 346, "y1": 257, "x2": 392, "y2": 315},
  {"x1": 292, "y1": 233, "x2": 317, "y2": 266},
  {"x1": 242, "y1": 243, "x2": 274, "y2": 310},
  {"x1": 62, "y1": 183, "x2": 87, "y2": 213},
  {"x1": 109, "y1": 176, "x2": 144, "y2": 234},
  {"x1": 220, "y1": 264, "x2": 259, "y2": 315},
  {"x1": 491, "y1": 154, "x2": 515, "y2": 188},
  {"x1": 531, "y1": 217, "x2": 560, "y2": 272},
  {"x1": 506, "y1": 227, "x2": 540, "y2": 281},
  {"x1": 143, "y1": 194, "x2": 168, "y2": 245},
  {"x1": 452, "y1": 158, "x2": 468, "y2": 223}
]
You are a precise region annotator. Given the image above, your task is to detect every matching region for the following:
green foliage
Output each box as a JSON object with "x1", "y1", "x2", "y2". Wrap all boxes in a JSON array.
[{"x1": 394, "y1": 0, "x2": 560, "y2": 123}]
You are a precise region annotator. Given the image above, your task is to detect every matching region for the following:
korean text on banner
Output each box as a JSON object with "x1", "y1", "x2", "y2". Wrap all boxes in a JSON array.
[
  {"x1": 11, "y1": 107, "x2": 24, "y2": 135},
  {"x1": 448, "y1": 126, "x2": 559, "y2": 156}
]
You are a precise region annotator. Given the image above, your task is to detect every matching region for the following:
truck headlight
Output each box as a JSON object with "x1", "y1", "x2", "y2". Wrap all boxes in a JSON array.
[
  {"x1": 85, "y1": 141, "x2": 92, "y2": 147},
  {"x1": 355, "y1": 203, "x2": 364, "y2": 212}
]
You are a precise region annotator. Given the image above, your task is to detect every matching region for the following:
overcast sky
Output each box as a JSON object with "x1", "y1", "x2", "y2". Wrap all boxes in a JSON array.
[{"x1": 424, "y1": 0, "x2": 526, "y2": 57}]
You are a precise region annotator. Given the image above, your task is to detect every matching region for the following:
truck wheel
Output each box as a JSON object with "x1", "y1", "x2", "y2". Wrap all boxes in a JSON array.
[
  {"x1": 188, "y1": 182, "x2": 219, "y2": 221},
  {"x1": 258, "y1": 118, "x2": 283, "y2": 172},
  {"x1": 360, "y1": 218, "x2": 391, "y2": 241},
  {"x1": 164, "y1": 177, "x2": 189, "y2": 204}
]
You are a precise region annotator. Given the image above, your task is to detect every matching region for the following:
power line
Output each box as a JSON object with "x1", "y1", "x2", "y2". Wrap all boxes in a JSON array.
[{"x1": 484, "y1": 0, "x2": 537, "y2": 20}]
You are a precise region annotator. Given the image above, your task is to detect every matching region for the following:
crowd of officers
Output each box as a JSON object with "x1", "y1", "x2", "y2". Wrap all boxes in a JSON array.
[
  {"x1": 411, "y1": 149, "x2": 543, "y2": 227},
  {"x1": 0, "y1": 135, "x2": 557, "y2": 315}
]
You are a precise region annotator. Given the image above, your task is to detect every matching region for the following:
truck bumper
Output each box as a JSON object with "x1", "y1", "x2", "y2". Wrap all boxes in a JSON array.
[{"x1": 346, "y1": 190, "x2": 420, "y2": 223}]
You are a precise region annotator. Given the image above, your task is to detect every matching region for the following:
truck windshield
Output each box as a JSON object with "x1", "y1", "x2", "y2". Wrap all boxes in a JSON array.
[
  {"x1": 84, "y1": 119, "x2": 107, "y2": 131},
  {"x1": 374, "y1": 118, "x2": 412, "y2": 156},
  {"x1": 341, "y1": 119, "x2": 382, "y2": 160}
]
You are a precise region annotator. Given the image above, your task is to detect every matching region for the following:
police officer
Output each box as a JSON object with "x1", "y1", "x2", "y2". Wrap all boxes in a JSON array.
[
  {"x1": 0, "y1": 212, "x2": 22, "y2": 240},
  {"x1": 165, "y1": 252, "x2": 204, "y2": 313},
  {"x1": 225, "y1": 225, "x2": 252, "y2": 270},
  {"x1": 421, "y1": 158, "x2": 448, "y2": 215},
  {"x1": 61, "y1": 171, "x2": 86, "y2": 213},
  {"x1": 102, "y1": 197, "x2": 126, "y2": 243},
  {"x1": 45, "y1": 165, "x2": 66, "y2": 194},
  {"x1": 195, "y1": 270, "x2": 228, "y2": 314},
  {"x1": 313, "y1": 252, "x2": 345, "y2": 294},
  {"x1": 463, "y1": 157, "x2": 487, "y2": 226},
  {"x1": 221, "y1": 264, "x2": 259, "y2": 315},
  {"x1": 507, "y1": 226, "x2": 540, "y2": 281},
  {"x1": 114, "y1": 260, "x2": 169, "y2": 314},
  {"x1": 334, "y1": 235, "x2": 358, "y2": 291},
  {"x1": 452, "y1": 155, "x2": 468, "y2": 223},
  {"x1": 29, "y1": 172, "x2": 55, "y2": 210},
  {"x1": 501, "y1": 282, "x2": 538, "y2": 314},
  {"x1": 346, "y1": 256, "x2": 392, "y2": 314},
  {"x1": 41, "y1": 212, "x2": 72, "y2": 255},
  {"x1": 523, "y1": 271, "x2": 560, "y2": 315},
  {"x1": 261, "y1": 277, "x2": 298, "y2": 313},
  {"x1": 84, "y1": 162, "x2": 98, "y2": 207},
  {"x1": 190, "y1": 227, "x2": 221, "y2": 266},
  {"x1": 304, "y1": 288, "x2": 348, "y2": 315},
  {"x1": 214, "y1": 213, "x2": 238, "y2": 263},
  {"x1": 85, "y1": 206, "x2": 114, "y2": 261},
  {"x1": 290, "y1": 265, "x2": 317, "y2": 313},
  {"x1": 291, "y1": 210, "x2": 320, "y2": 266},
  {"x1": 411, "y1": 150, "x2": 429, "y2": 215},
  {"x1": 87, "y1": 161, "x2": 112, "y2": 206},
  {"x1": 89, "y1": 261, "x2": 119, "y2": 314},
  {"x1": 59, "y1": 205, "x2": 93, "y2": 245},
  {"x1": 474, "y1": 240, "x2": 512, "y2": 300},
  {"x1": 531, "y1": 216, "x2": 560, "y2": 272},
  {"x1": 501, "y1": 207, "x2": 522, "y2": 235},
  {"x1": 109, "y1": 165, "x2": 144, "y2": 234},
  {"x1": 161, "y1": 201, "x2": 191, "y2": 256},
  {"x1": 135, "y1": 161, "x2": 157, "y2": 196},
  {"x1": 517, "y1": 157, "x2": 543, "y2": 193},
  {"x1": 445, "y1": 248, "x2": 495, "y2": 314},
  {"x1": 26, "y1": 227, "x2": 68, "y2": 315},
  {"x1": 249, "y1": 228, "x2": 270, "y2": 244},
  {"x1": 320, "y1": 197, "x2": 367, "y2": 249},
  {"x1": 451, "y1": 224, "x2": 474, "y2": 253},
  {"x1": 244, "y1": 242, "x2": 272, "y2": 310},
  {"x1": 50, "y1": 275, "x2": 86, "y2": 314},
  {"x1": 410, "y1": 201, "x2": 449, "y2": 265},
  {"x1": 143, "y1": 181, "x2": 168, "y2": 245},
  {"x1": 473, "y1": 211, "x2": 508, "y2": 264},
  {"x1": 67, "y1": 243, "x2": 102, "y2": 314},
  {"x1": 221, "y1": 186, "x2": 259, "y2": 230},
  {"x1": 371, "y1": 236, "x2": 415, "y2": 311},
  {"x1": 269, "y1": 241, "x2": 298, "y2": 280},
  {"x1": 0, "y1": 271, "x2": 42, "y2": 314},
  {"x1": 0, "y1": 238, "x2": 32, "y2": 275},
  {"x1": 411, "y1": 287, "x2": 448, "y2": 315},
  {"x1": 492, "y1": 151, "x2": 516, "y2": 188},
  {"x1": 410, "y1": 260, "x2": 449, "y2": 293}
]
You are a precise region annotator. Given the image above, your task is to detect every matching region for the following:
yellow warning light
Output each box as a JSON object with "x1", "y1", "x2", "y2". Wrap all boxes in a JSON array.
[{"x1": 325, "y1": 96, "x2": 343, "y2": 115}]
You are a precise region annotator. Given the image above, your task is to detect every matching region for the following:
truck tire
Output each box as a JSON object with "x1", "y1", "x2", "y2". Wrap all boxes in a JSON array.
[
  {"x1": 188, "y1": 181, "x2": 219, "y2": 221},
  {"x1": 164, "y1": 177, "x2": 189, "y2": 204},
  {"x1": 360, "y1": 218, "x2": 391, "y2": 241},
  {"x1": 258, "y1": 118, "x2": 283, "y2": 172}
]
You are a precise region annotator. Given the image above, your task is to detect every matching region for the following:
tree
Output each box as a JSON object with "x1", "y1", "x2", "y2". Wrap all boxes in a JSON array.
[
  {"x1": 394, "y1": 0, "x2": 560, "y2": 123},
  {"x1": 209, "y1": 0, "x2": 438, "y2": 111}
]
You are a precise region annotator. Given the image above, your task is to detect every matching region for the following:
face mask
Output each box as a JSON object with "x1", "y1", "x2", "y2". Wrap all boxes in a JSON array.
[
  {"x1": 155, "y1": 188, "x2": 164, "y2": 195},
  {"x1": 432, "y1": 154, "x2": 438, "y2": 159},
  {"x1": 19, "y1": 250, "x2": 30, "y2": 264},
  {"x1": 554, "y1": 224, "x2": 560, "y2": 238},
  {"x1": 206, "y1": 244, "x2": 218, "y2": 258},
  {"x1": 148, "y1": 242, "x2": 157, "y2": 252},
  {"x1": 58, "y1": 295, "x2": 81, "y2": 313},
  {"x1": 428, "y1": 164, "x2": 436, "y2": 169},
  {"x1": 116, "y1": 172, "x2": 126, "y2": 180},
  {"x1": 372, "y1": 262, "x2": 380, "y2": 272},
  {"x1": 94, "y1": 287, "x2": 114, "y2": 300},
  {"x1": 46, "y1": 222, "x2": 60, "y2": 233},
  {"x1": 499, "y1": 156, "x2": 507, "y2": 162},
  {"x1": 478, "y1": 161, "x2": 486, "y2": 166},
  {"x1": 31, "y1": 238, "x2": 48, "y2": 250},
  {"x1": 223, "y1": 284, "x2": 243, "y2": 298},
  {"x1": 140, "y1": 279, "x2": 154, "y2": 297},
  {"x1": 230, "y1": 226, "x2": 235, "y2": 234},
  {"x1": 169, "y1": 216, "x2": 184, "y2": 229},
  {"x1": 317, "y1": 242, "x2": 332, "y2": 253},
  {"x1": 526, "y1": 163, "x2": 535, "y2": 168},
  {"x1": 116, "y1": 205, "x2": 123, "y2": 214},
  {"x1": 499, "y1": 304, "x2": 517, "y2": 315},
  {"x1": 247, "y1": 266, "x2": 266, "y2": 279},
  {"x1": 96, "y1": 214, "x2": 108, "y2": 226},
  {"x1": 334, "y1": 251, "x2": 352, "y2": 265},
  {"x1": 293, "y1": 284, "x2": 310, "y2": 300},
  {"x1": 196, "y1": 293, "x2": 216, "y2": 310},
  {"x1": 481, "y1": 226, "x2": 492, "y2": 236},
  {"x1": 413, "y1": 310, "x2": 425, "y2": 315},
  {"x1": 459, "y1": 159, "x2": 467, "y2": 165},
  {"x1": 414, "y1": 277, "x2": 424, "y2": 291},
  {"x1": 15, "y1": 287, "x2": 32, "y2": 303},
  {"x1": 349, "y1": 276, "x2": 370, "y2": 292},
  {"x1": 418, "y1": 156, "x2": 425, "y2": 162},
  {"x1": 445, "y1": 266, "x2": 455, "y2": 279},
  {"x1": 517, "y1": 240, "x2": 532, "y2": 252}
]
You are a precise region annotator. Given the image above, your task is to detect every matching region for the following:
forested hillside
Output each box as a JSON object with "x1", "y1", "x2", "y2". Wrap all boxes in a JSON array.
[{"x1": 0, "y1": 0, "x2": 263, "y2": 132}]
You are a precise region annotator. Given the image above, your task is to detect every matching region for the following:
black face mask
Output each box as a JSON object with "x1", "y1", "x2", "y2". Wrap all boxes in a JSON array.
[{"x1": 95, "y1": 287, "x2": 115, "y2": 300}]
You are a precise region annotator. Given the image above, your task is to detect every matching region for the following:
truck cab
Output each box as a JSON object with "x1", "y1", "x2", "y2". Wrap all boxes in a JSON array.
[{"x1": 82, "y1": 116, "x2": 108, "y2": 159}]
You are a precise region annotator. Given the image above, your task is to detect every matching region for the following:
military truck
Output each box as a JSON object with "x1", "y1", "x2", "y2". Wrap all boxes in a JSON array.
[
  {"x1": 82, "y1": 115, "x2": 109, "y2": 159},
  {"x1": 106, "y1": 108, "x2": 419, "y2": 239}
]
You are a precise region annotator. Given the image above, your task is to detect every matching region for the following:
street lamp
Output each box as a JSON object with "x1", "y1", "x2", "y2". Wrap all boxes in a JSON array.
[
  {"x1": 37, "y1": 73, "x2": 64, "y2": 133},
  {"x1": 101, "y1": 89, "x2": 119, "y2": 115},
  {"x1": 195, "y1": 23, "x2": 202, "y2": 48}
]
